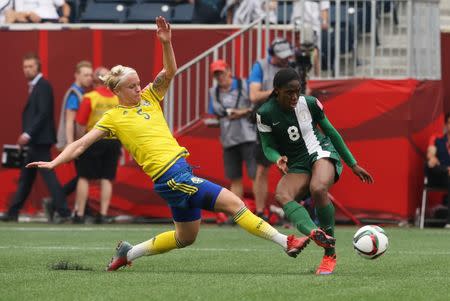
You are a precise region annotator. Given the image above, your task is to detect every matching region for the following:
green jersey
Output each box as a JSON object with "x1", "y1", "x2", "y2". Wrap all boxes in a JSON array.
[{"x1": 257, "y1": 95, "x2": 335, "y2": 162}]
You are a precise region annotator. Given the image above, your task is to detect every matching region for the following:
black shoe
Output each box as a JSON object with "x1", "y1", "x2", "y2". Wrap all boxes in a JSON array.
[
  {"x1": 72, "y1": 214, "x2": 85, "y2": 224},
  {"x1": 94, "y1": 214, "x2": 105, "y2": 224},
  {"x1": 42, "y1": 197, "x2": 54, "y2": 222},
  {"x1": 0, "y1": 214, "x2": 18, "y2": 222},
  {"x1": 94, "y1": 214, "x2": 113, "y2": 224}
]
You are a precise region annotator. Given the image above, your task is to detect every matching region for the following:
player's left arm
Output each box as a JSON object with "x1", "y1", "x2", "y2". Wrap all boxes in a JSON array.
[
  {"x1": 318, "y1": 111, "x2": 374, "y2": 184},
  {"x1": 151, "y1": 16, "x2": 177, "y2": 98}
]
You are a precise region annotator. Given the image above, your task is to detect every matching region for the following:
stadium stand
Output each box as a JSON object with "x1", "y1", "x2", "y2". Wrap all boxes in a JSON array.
[
  {"x1": 127, "y1": 3, "x2": 172, "y2": 23},
  {"x1": 80, "y1": 1, "x2": 128, "y2": 23},
  {"x1": 172, "y1": 3, "x2": 194, "y2": 24}
]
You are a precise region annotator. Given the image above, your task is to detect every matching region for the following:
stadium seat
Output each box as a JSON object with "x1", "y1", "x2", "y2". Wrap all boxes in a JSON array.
[
  {"x1": 171, "y1": 3, "x2": 193, "y2": 24},
  {"x1": 419, "y1": 176, "x2": 448, "y2": 229},
  {"x1": 80, "y1": 1, "x2": 128, "y2": 23},
  {"x1": 127, "y1": 3, "x2": 172, "y2": 23}
]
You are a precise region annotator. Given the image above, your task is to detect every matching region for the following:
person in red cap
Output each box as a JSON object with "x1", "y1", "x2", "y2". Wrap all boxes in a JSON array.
[{"x1": 208, "y1": 59, "x2": 258, "y2": 224}]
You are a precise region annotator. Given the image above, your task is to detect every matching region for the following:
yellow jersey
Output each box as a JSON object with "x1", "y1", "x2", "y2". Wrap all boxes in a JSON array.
[{"x1": 94, "y1": 83, "x2": 189, "y2": 181}]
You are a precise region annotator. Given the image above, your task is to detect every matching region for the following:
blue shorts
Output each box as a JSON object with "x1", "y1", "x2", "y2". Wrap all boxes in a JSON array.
[{"x1": 154, "y1": 158, "x2": 223, "y2": 222}]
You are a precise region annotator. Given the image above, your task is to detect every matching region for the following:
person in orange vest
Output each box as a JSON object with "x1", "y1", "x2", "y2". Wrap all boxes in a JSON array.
[{"x1": 74, "y1": 67, "x2": 121, "y2": 224}]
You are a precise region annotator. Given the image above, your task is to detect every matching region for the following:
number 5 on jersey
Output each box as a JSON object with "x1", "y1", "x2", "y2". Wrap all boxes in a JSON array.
[{"x1": 137, "y1": 108, "x2": 150, "y2": 120}]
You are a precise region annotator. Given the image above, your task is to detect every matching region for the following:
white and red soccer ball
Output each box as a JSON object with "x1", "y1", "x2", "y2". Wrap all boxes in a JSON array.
[{"x1": 353, "y1": 225, "x2": 389, "y2": 259}]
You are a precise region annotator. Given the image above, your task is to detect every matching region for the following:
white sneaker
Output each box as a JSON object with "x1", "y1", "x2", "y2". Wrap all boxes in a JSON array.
[{"x1": 444, "y1": 224, "x2": 450, "y2": 229}]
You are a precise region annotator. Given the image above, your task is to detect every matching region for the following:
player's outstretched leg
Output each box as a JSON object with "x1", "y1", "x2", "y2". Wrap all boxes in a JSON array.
[
  {"x1": 106, "y1": 228, "x2": 193, "y2": 271},
  {"x1": 214, "y1": 188, "x2": 310, "y2": 258}
]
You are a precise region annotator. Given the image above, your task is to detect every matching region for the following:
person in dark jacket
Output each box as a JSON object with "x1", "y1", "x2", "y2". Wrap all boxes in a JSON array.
[{"x1": 1, "y1": 52, "x2": 70, "y2": 222}]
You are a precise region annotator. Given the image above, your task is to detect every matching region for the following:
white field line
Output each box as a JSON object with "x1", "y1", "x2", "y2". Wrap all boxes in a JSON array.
[
  {"x1": 1, "y1": 226, "x2": 450, "y2": 235},
  {"x1": 0, "y1": 245, "x2": 449, "y2": 255}
]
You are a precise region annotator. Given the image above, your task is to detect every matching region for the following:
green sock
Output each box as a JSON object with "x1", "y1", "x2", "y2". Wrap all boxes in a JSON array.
[
  {"x1": 283, "y1": 201, "x2": 317, "y2": 236},
  {"x1": 316, "y1": 202, "x2": 336, "y2": 256}
]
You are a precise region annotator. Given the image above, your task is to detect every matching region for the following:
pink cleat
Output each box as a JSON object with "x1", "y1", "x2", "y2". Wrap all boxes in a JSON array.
[
  {"x1": 309, "y1": 229, "x2": 336, "y2": 248},
  {"x1": 285, "y1": 235, "x2": 310, "y2": 258},
  {"x1": 316, "y1": 254, "x2": 337, "y2": 275},
  {"x1": 106, "y1": 241, "x2": 133, "y2": 271}
]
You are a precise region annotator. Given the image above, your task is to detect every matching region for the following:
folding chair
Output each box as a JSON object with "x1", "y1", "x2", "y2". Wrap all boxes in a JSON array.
[{"x1": 419, "y1": 176, "x2": 447, "y2": 229}]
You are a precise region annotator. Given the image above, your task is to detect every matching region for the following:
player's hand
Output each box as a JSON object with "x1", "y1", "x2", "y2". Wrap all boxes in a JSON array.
[
  {"x1": 26, "y1": 161, "x2": 55, "y2": 169},
  {"x1": 351, "y1": 164, "x2": 374, "y2": 184},
  {"x1": 276, "y1": 156, "x2": 288, "y2": 175},
  {"x1": 156, "y1": 16, "x2": 171, "y2": 43}
]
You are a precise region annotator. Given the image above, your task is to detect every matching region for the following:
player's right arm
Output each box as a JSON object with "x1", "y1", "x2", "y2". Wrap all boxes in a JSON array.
[
  {"x1": 26, "y1": 129, "x2": 107, "y2": 170},
  {"x1": 256, "y1": 111, "x2": 287, "y2": 173}
]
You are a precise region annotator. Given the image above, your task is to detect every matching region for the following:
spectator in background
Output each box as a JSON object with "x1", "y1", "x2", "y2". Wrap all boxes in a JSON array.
[
  {"x1": 291, "y1": 0, "x2": 329, "y2": 34},
  {"x1": 5, "y1": 0, "x2": 70, "y2": 23},
  {"x1": 208, "y1": 60, "x2": 257, "y2": 223},
  {"x1": 291, "y1": 0, "x2": 329, "y2": 76},
  {"x1": 248, "y1": 37, "x2": 295, "y2": 220},
  {"x1": 0, "y1": 52, "x2": 71, "y2": 222},
  {"x1": 426, "y1": 113, "x2": 450, "y2": 228},
  {"x1": 74, "y1": 67, "x2": 120, "y2": 224},
  {"x1": 230, "y1": 0, "x2": 277, "y2": 25},
  {"x1": 188, "y1": 0, "x2": 226, "y2": 24},
  {"x1": 44, "y1": 60, "x2": 93, "y2": 222}
]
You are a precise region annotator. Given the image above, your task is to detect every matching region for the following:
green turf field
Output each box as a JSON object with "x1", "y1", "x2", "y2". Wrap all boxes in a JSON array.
[{"x1": 0, "y1": 224, "x2": 449, "y2": 301}]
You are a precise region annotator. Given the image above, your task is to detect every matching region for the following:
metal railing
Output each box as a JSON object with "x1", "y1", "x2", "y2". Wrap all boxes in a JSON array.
[{"x1": 165, "y1": 18, "x2": 267, "y2": 134}]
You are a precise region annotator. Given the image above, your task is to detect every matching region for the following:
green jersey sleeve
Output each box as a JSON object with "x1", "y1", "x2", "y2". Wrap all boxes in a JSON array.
[
  {"x1": 319, "y1": 117, "x2": 357, "y2": 167},
  {"x1": 256, "y1": 107, "x2": 281, "y2": 163}
]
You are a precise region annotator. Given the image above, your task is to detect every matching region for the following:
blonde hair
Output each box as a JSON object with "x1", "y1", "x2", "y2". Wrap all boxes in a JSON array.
[{"x1": 101, "y1": 65, "x2": 137, "y2": 91}]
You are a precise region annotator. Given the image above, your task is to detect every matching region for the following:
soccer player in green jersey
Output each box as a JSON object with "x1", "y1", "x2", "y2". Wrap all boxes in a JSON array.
[{"x1": 256, "y1": 68, "x2": 374, "y2": 275}]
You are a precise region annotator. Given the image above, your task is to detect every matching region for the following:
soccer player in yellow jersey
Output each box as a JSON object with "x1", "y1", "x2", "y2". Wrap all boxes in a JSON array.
[{"x1": 26, "y1": 16, "x2": 310, "y2": 271}]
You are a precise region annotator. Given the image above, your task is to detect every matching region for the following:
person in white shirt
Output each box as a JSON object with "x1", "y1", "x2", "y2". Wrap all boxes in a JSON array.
[
  {"x1": 291, "y1": 0, "x2": 330, "y2": 34},
  {"x1": 5, "y1": 0, "x2": 70, "y2": 23}
]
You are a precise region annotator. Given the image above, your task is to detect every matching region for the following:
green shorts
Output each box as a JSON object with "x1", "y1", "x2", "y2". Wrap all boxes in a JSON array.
[{"x1": 288, "y1": 150, "x2": 343, "y2": 183}]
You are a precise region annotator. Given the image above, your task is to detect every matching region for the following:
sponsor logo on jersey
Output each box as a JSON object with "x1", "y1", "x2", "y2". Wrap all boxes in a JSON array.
[{"x1": 142, "y1": 100, "x2": 151, "y2": 106}]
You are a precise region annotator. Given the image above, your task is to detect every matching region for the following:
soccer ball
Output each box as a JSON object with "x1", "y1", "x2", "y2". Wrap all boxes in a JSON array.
[{"x1": 353, "y1": 225, "x2": 389, "y2": 259}]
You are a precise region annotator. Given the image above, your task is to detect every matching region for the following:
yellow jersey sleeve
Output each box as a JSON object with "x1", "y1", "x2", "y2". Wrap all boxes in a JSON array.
[
  {"x1": 94, "y1": 111, "x2": 117, "y2": 138},
  {"x1": 141, "y1": 83, "x2": 164, "y2": 103}
]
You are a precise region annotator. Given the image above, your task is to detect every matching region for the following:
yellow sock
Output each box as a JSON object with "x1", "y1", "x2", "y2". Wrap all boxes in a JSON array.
[
  {"x1": 233, "y1": 207, "x2": 285, "y2": 247},
  {"x1": 127, "y1": 230, "x2": 183, "y2": 261}
]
